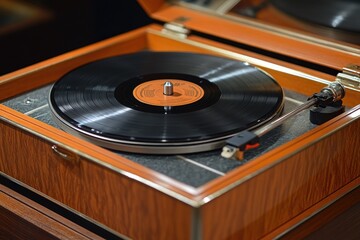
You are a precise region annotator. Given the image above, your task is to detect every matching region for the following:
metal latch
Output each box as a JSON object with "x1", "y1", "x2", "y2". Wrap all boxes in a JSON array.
[
  {"x1": 162, "y1": 21, "x2": 190, "y2": 39},
  {"x1": 336, "y1": 64, "x2": 360, "y2": 89}
]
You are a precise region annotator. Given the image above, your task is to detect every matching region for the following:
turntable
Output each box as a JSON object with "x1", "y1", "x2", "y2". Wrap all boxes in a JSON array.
[{"x1": 0, "y1": 0, "x2": 359, "y2": 239}]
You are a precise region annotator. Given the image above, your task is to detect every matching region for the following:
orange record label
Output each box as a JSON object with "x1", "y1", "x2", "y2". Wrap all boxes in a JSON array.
[{"x1": 133, "y1": 79, "x2": 204, "y2": 106}]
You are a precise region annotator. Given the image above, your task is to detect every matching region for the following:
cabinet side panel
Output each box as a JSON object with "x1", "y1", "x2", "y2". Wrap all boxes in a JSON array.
[
  {"x1": 0, "y1": 121, "x2": 193, "y2": 240},
  {"x1": 201, "y1": 118, "x2": 360, "y2": 240}
]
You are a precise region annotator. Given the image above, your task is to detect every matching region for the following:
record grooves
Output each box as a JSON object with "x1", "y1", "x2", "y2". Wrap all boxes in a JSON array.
[{"x1": 49, "y1": 52, "x2": 284, "y2": 154}]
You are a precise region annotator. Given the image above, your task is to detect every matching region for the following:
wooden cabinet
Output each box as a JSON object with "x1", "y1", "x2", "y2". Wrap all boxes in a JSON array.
[
  {"x1": 0, "y1": 119, "x2": 193, "y2": 239},
  {"x1": 279, "y1": 186, "x2": 360, "y2": 239},
  {"x1": 0, "y1": 1, "x2": 359, "y2": 239},
  {"x1": 0, "y1": 181, "x2": 107, "y2": 239}
]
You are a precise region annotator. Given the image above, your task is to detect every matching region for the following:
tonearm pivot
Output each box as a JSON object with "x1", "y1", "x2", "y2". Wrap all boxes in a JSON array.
[{"x1": 221, "y1": 81, "x2": 346, "y2": 160}]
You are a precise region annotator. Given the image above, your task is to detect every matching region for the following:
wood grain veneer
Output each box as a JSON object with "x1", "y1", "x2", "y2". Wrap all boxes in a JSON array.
[
  {"x1": 0, "y1": 120, "x2": 193, "y2": 240},
  {"x1": 0, "y1": 184, "x2": 103, "y2": 239},
  {"x1": 278, "y1": 185, "x2": 360, "y2": 239},
  {"x1": 200, "y1": 115, "x2": 360, "y2": 239},
  {"x1": 145, "y1": 4, "x2": 360, "y2": 70},
  {"x1": 0, "y1": 17, "x2": 359, "y2": 240}
]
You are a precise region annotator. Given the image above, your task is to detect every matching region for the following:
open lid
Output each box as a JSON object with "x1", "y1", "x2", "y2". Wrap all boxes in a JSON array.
[{"x1": 137, "y1": 0, "x2": 359, "y2": 72}]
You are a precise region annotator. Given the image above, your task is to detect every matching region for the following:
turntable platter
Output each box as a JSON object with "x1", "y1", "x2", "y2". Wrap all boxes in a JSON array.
[{"x1": 49, "y1": 52, "x2": 284, "y2": 154}]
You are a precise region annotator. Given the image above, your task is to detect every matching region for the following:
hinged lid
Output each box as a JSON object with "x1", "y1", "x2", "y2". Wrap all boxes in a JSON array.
[
  {"x1": 137, "y1": 0, "x2": 359, "y2": 72},
  {"x1": 162, "y1": 21, "x2": 191, "y2": 39},
  {"x1": 336, "y1": 64, "x2": 360, "y2": 89}
]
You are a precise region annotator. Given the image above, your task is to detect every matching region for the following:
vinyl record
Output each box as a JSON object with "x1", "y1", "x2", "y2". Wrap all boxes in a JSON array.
[
  {"x1": 270, "y1": 0, "x2": 360, "y2": 32},
  {"x1": 49, "y1": 52, "x2": 284, "y2": 154}
]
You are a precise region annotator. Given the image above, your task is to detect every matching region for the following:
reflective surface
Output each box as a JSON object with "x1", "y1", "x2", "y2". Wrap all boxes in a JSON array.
[
  {"x1": 271, "y1": 0, "x2": 360, "y2": 32},
  {"x1": 49, "y1": 51, "x2": 283, "y2": 151},
  {"x1": 179, "y1": 0, "x2": 360, "y2": 48},
  {"x1": 3, "y1": 84, "x2": 312, "y2": 187}
]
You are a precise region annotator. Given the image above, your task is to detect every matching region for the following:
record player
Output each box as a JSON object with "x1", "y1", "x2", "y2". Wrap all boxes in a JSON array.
[{"x1": 0, "y1": 0, "x2": 359, "y2": 239}]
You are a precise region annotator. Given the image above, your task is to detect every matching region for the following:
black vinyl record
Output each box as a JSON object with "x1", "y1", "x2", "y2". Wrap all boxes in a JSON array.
[
  {"x1": 270, "y1": 0, "x2": 360, "y2": 32},
  {"x1": 49, "y1": 52, "x2": 284, "y2": 154}
]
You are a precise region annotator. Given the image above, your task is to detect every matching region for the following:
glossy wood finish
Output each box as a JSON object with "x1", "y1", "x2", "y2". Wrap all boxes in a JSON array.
[
  {"x1": 279, "y1": 185, "x2": 360, "y2": 239},
  {"x1": 0, "y1": 184, "x2": 103, "y2": 240},
  {"x1": 227, "y1": 0, "x2": 360, "y2": 47},
  {"x1": 0, "y1": 115, "x2": 193, "y2": 240},
  {"x1": 199, "y1": 106, "x2": 360, "y2": 239},
  {"x1": 146, "y1": 27, "x2": 360, "y2": 107},
  {"x1": 0, "y1": 23, "x2": 359, "y2": 239},
  {"x1": 138, "y1": 1, "x2": 360, "y2": 70},
  {"x1": 137, "y1": 0, "x2": 167, "y2": 14}
]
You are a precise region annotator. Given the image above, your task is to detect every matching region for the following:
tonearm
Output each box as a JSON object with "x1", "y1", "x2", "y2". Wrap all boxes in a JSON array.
[{"x1": 221, "y1": 81, "x2": 346, "y2": 160}]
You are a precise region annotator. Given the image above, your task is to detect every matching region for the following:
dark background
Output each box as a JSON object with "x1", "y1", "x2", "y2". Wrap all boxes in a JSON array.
[{"x1": 0, "y1": 0, "x2": 152, "y2": 75}]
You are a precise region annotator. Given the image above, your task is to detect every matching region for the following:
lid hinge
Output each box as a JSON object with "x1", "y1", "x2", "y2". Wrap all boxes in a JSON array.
[
  {"x1": 162, "y1": 22, "x2": 190, "y2": 39},
  {"x1": 336, "y1": 64, "x2": 360, "y2": 89}
]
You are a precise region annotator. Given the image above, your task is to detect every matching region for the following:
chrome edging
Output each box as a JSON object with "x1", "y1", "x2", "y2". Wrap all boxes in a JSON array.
[{"x1": 196, "y1": 110, "x2": 360, "y2": 205}]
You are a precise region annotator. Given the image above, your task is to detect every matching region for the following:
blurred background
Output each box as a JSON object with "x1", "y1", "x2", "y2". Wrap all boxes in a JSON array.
[{"x1": 0, "y1": 0, "x2": 152, "y2": 75}]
